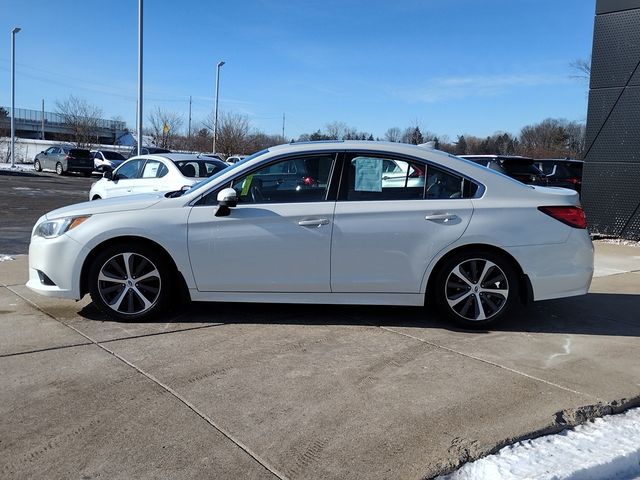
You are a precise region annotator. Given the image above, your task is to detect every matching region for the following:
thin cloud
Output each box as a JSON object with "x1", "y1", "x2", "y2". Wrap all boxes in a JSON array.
[{"x1": 398, "y1": 73, "x2": 572, "y2": 103}]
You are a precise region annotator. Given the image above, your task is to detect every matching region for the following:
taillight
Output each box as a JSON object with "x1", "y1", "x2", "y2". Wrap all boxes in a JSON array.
[
  {"x1": 567, "y1": 178, "x2": 581, "y2": 185},
  {"x1": 65, "y1": 155, "x2": 72, "y2": 160},
  {"x1": 538, "y1": 206, "x2": 587, "y2": 229},
  {"x1": 302, "y1": 176, "x2": 315, "y2": 186}
]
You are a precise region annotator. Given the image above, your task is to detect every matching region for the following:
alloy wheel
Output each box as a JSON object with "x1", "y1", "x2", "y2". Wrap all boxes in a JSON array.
[
  {"x1": 97, "y1": 252, "x2": 161, "y2": 316},
  {"x1": 55, "y1": 162, "x2": 63, "y2": 175},
  {"x1": 445, "y1": 258, "x2": 509, "y2": 321}
]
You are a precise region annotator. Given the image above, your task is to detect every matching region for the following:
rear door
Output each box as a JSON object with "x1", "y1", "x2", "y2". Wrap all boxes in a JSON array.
[
  {"x1": 131, "y1": 159, "x2": 170, "y2": 194},
  {"x1": 331, "y1": 152, "x2": 474, "y2": 293}
]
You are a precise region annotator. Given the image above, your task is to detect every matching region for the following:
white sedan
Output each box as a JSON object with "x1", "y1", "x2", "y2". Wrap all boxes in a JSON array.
[
  {"x1": 89, "y1": 153, "x2": 228, "y2": 200},
  {"x1": 28, "y1": 141, "x2": 593, "y2": 328}
]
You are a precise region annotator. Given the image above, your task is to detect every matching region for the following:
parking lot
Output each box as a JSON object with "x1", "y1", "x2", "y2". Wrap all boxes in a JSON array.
[{"x1": 1, "y1": 170, "x2": 640, "y2": 479}]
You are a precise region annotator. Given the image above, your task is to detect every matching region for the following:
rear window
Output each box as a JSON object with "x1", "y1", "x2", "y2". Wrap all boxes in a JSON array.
[
  {"x1": 101, "y1": 151, "x2": 125, "y2": 160},
  {"x1": 500, "y1": 160, "x2": 542, "y2": 176},
  {"x1": 69, "y1": 149, "x2": 91, "y2": 158}
]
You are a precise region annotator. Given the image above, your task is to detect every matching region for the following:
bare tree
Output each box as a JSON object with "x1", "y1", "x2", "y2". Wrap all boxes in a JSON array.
[
  {"x1": 56, "y1": 96, "x2": 103, "y2": 148},
  {"x1": 570, "y1": 57, "x2": 591, "y2": 82},
  {"x1": 384, "y1": 127, "x2": 402, "y2": 142},
  {"x1": 148, "y1": 107, "x2": 183, "y2": 149},
  {"x1": 204, "y1": 111, "x2": 250, "y2": 155}
]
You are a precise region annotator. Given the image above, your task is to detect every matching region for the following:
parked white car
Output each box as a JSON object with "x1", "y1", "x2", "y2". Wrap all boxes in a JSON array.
[
  {"x1": 225, "y1": 155, "x2": 246, "y2": 165},
  {"x1": 28, "y1": 141, "x2": 593, "y2": 327},
  {"x1": 91, "y1": 150, "x2": 127, "y2": 172},
  {"x1": 89, "y1": 153, "x2": 228, "y2": 200}
]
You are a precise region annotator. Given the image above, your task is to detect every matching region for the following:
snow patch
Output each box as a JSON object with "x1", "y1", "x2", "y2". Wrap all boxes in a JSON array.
[
  {"x1": 0, "y1": 255, "x2": 14, "y2": 262},
  {"x1": 439, "y1": 407, "x2": 640, "y2": 480}
]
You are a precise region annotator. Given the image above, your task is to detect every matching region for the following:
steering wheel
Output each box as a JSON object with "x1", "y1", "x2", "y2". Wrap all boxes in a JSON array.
[{"x1": 249, "y1": 184, "x2": 264, "y2": 203}]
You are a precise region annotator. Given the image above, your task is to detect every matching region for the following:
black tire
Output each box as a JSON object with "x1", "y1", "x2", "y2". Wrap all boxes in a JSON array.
[
  {"x1": 88, "y1": 243, "x2": 173, "y2": 321},
  {"x1": 91, "y1": 195, "x2": 102, "y2": 201},
  {"x1": 34, "y1": 159, "x2": 42, "y2": 172},
  {"x1": 434, "y1": 250, "x2": 519, "y2": 329},
  {"x1": 55, "y1": 162, "x2": 64, "y2": 175}
]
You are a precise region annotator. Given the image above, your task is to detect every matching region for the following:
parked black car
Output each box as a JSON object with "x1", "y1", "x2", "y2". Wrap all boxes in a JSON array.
[
  {"x1": 534, "y1": 159, "x2": 583, "y2": 193},
  {"x1": 460, "y1": 155, "x2": 547, "y2": 185},
  {"x1": 33, "y1": 146, "x2": 94, "y2": 176}
]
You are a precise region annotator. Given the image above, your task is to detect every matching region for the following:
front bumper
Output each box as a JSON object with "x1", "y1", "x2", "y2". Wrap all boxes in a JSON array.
[{"x1": 26, "y1": 233, "x2": 88, "y2": 300}]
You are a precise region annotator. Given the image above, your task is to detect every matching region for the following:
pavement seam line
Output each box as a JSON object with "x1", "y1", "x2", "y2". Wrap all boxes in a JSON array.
[
  {"x1": 0, "y1": 341, "x2": 92, "y2": 358},
  {"x1": 377, "y1": 325, "x2": 603, "y2": 402},
  {"x1": 5, "y1": 286, "x2": 287, "y2": 480},
  {"x1": 98, "y1": 322, "x2": 227, "y2": 345}
]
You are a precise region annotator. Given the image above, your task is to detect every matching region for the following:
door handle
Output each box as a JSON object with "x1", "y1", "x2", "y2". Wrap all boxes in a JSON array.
[
  {"x1": 425, "y1": 213, "x2": 458, "y2": 222},
  {"x1": 298, "y1": 218, "x2": 329, "y2": 227}
]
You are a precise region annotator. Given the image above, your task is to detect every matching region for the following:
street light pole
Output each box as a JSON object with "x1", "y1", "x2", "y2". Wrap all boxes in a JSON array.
[
  {"x1": 10, "y1": 27, "x2": 21, "y2": 169},
  {"x1": 213, "y1": 60, "x2": 225, "y2": 153},
  {"x1": 137, "y1": 0, "x2": 143, "y2": 156}
]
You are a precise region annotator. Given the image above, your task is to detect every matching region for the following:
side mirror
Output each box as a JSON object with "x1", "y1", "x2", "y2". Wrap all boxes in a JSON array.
[
  {"x1": 217, "y1": 188, "x2": 238, "y2": 207},
  {"x1": 103, "y1": 170, "x2": 113, "y2": 180},
  {"x1": 215, "y1": 188, "x2": 238, "y2": 217},
  {"x1": 42, "y1": 151, "x2": 47, "y2": 155}
]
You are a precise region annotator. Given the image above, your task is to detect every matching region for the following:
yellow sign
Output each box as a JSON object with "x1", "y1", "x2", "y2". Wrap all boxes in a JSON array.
[{"x1": 163, "y1": 123, "x2": 170, "y2": 134}]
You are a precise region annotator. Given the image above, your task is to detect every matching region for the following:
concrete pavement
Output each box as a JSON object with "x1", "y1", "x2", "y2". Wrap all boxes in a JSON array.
[{"x1": 0, "y1": 241, "x2": 639, "y2": 479}]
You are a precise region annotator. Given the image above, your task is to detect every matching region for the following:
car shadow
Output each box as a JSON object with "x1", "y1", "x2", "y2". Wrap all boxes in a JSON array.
[{"x1": 77, "y1": 292, "x2": 640, "y2": 337}]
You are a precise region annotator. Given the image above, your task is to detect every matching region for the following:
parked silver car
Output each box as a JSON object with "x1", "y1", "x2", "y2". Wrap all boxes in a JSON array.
[{"x1": 33, "y1": 145, "x2": 94, "y2": 176}]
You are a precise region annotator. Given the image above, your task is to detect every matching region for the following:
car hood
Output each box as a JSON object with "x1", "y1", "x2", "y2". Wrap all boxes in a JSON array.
[{"x1": 45, "y1": 193, "x2": 164, "y2": 219}]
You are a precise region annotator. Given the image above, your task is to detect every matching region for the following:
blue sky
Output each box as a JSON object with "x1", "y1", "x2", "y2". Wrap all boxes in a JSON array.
[{"x1": 1, "y1": 0, "x2": 595, "y2": 140}]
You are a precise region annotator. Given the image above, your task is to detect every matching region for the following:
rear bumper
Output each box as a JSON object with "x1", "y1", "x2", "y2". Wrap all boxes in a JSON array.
[{"x1": 504, "y1": 229, "x2": 594, "y2": 301}]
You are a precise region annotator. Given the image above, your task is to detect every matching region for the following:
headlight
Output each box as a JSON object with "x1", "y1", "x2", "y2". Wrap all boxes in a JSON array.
[{"x1": 33, "y1": 215, "x2": 91, "y2": 239}]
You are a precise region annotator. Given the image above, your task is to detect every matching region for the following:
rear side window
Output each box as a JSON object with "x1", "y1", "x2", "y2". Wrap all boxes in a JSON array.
[
  {"x1": 344, "y1": 155, "x2": 468, "y2": 201},
  {"x1": 141, "y1": 160, "x2": 167, "y2": 178}
]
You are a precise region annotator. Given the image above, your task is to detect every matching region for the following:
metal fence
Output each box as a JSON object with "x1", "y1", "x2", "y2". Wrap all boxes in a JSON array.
[{"x1": 0, "y1": 106, "x2": 126, "y2": 131}]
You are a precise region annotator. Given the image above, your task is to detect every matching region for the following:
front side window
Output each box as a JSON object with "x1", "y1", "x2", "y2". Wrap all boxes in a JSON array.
[
  {"x1": 230, "y1": 154, "x2": 334, "y2": 204},
  {"x1": 116, "y1": 159, "x2": 144, "y2": 179}
]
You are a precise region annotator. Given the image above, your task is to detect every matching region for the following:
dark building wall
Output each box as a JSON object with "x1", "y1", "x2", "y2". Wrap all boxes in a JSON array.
[{"x1": 583, "y1": 0, "x2": 640, "y2": 239}]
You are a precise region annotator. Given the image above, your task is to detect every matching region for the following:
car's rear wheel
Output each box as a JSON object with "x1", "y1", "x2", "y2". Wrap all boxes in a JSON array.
[
  {"x1": 55, "y1": 162, "x2": 64, "y2": 175},
  {"x1": 91, "y1": 195, "x2": 102, "y2": 200},
  {"x1": 34, "y1": 159, "x2": 42, "y2": 172},
  {"x1": 88, "y1": 244, "x2": 172, "y2": 321},
  {"x1": 434, "y1": 250, "x2": 519, "y2": 328}
]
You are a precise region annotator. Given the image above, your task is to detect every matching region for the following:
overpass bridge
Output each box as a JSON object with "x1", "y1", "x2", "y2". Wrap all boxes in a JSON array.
[{"x1": 0, "y1": 107, "x2": 127, "y2": 145}]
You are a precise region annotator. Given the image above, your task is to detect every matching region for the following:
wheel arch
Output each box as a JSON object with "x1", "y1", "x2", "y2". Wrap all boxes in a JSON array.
[
  {"x1": 80, "y1": 235, "x2": 189, "y2": 301},
  {"x1": 424, "y1": 243, "x2": 533, "y2": 306}
]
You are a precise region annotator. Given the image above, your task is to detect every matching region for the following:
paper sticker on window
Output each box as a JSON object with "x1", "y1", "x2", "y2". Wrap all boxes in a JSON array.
[{"x1": 354, "y1": 157, "x2": 382, "y2": 192}]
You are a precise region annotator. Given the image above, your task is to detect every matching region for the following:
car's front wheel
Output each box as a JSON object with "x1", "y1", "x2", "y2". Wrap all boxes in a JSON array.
[
  {"x1": 434, "y1": 250, "x2": 519, "y2": 328},
  {"x1": 88, "y1": 244, "x2": 172, "y2": 321},
  {"x1": 55, "y1": 162, "x2": 64, "y2": 175},
  {"x1": 34, "y1": 159, "x2": 42, "y2": 172}
]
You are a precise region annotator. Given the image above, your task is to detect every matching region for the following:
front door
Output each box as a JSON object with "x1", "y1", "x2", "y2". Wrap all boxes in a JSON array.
[
  {"x1": 187, "y1": 153, "x2": 337, "y2": 292},
  {"x1": 110, "y1": 158, "x2": 144, "y2": 198}
]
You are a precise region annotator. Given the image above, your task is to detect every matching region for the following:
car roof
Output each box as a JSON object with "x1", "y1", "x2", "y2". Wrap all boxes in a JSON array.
[
  {"x1": 535, "y1": 158, "x2": 583, "y2": 164},
  {"x1": 460, "y1": 155, "x2": 534, "y2": 161}
]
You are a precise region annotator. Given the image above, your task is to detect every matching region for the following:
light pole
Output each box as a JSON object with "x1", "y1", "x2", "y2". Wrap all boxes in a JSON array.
[
  {"x1": 213, "y1": 60, "x2": 225, "y2": 153},
  {"x1": 10, "y1": 27, "x2": 21, "y2": 169},
  {"x1": 137, "y1": 0, "x2": 143, "y2": 156}
]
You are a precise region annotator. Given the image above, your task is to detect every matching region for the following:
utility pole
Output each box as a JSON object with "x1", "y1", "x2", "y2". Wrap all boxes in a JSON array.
[
  {"x1": 188, "y1": 95, "x2": 192, "y2": 139},
  {"x1": 136, "y1": 0, "x2": 143, "y2": 156},
  {"x1": 10, "y1": 27, "x2": 21, "y2": 168},
  {"x1": 213, "y1": 60, "x2": 225, "y2": 153},
  {"x1": 282, "y1": 113, "x2": 285, "y2": 142},
  {"x1": 41, "y1": 99, "x2": 45, "y2": 140}
]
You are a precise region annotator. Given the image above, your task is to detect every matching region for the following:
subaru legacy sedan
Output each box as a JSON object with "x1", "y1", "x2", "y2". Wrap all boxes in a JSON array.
[{"x1": 27, "y1": 141, "x2": 593, "y2": 328}]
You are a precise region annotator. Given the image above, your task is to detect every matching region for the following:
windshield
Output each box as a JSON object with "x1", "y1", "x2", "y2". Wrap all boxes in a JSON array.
[{"x1": 182, "y1": 149, "x2": 269, "y2": 195}]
